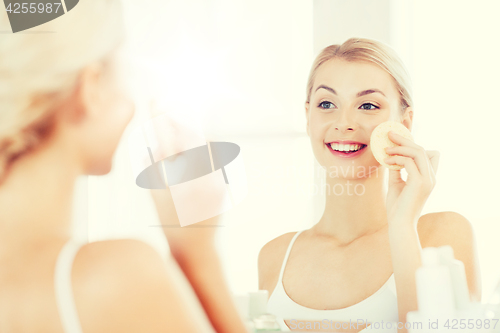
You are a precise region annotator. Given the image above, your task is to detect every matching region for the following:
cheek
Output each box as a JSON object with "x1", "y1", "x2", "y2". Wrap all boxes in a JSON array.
[
  {"x1": 107, "y1": 83, "x2": 135, "y2": 128},
  {"x1": 364, "y1": 112, "x2": 393, "y2": 137},
  {"x1": 386, "y1": 102, "x2": 404, "y2": 121},
  {"x1": 116, "y1": 97, "x2": 135, "y2": 127},
  {"x1": 92, "y1": 93, "x2": 134, "y2": 162},
  {"x1": 104, "y1": 64, "x2": 136, "y2": 129},
  {"x1": 308, "y1": 113, "x2": 329, "y2": 139}
]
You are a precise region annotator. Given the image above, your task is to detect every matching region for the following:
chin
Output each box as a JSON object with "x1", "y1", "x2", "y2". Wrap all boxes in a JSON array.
[
  {"x1": 320, "y1": 159, "x2": 382, "y2": 180},
  {"x1": 87, "y1": 159, "x2": 113, "y2": 176}
]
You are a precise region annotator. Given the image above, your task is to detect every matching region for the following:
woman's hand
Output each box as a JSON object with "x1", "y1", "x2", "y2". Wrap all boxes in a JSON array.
[
  {"x1": 145, "y1": 101, "x2": 248, "y2": 333},
  {"x1": 146, "y1": 99, "x2": 197, "y2": 165},
  {"x1": 145, "y1": 100, "x2": 222, "y2": 242},
  {"x1": 383, "y1": 131, "x2": 441, "y2": 331},
  {"x1": 384, "y1": 131, "x2": 440, "y2": 227}
]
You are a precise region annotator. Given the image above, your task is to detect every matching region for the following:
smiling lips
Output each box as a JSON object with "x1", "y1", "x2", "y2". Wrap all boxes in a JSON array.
[{"x1": 326, "y1": 140, "x2": 367, "y2": 157}]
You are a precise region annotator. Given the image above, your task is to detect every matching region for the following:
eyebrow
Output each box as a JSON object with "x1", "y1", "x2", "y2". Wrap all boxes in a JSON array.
[{"x1": 315, "y1": 85, "x2": 386, "y2": 98}]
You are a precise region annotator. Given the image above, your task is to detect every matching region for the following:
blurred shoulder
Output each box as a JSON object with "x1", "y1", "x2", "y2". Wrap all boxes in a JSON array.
[
  {"x1": 258, "y1": 232, "x2": 298, "y2": 266},
  {"x1": 258, "y1": 231, "x2": 298, "y2": 290},
  {"x1": 73, "y1": 238, "x2": 166, "y2": 275},
  {"x1": 72, "y1": 238, "x2": 168, "y2": 290},
  {"x1": 417, "y1": 211, "x2": 474, "y2": 248},
  {"x1": 417, "y1": 211, "x2": 482, "y2": 301},
  {"x1": 71, "y1": 238, "x2": 177, "y2": 332}
]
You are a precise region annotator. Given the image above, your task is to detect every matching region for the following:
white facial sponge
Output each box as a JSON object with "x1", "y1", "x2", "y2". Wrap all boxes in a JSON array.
[{"x1": 370, "y1": 121, "x2": 413, "y2": 170}]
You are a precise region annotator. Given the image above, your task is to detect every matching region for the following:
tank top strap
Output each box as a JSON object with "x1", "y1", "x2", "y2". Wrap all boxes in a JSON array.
[
  {"x1": 54, "y1": 238, "x2": 86, "y2": 333},
  {"x1": 277, "y1": 230, "x2": 305, "y2": 282}
]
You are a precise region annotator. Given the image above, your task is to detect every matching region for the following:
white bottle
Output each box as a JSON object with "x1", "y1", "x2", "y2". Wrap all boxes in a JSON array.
[
  {"x1": 415, "y1": 247, "x2": 455, "y2": 317},
  {"x1": 438, "y1": 245, "x2": 470, "y2": 311},
  {"x1": 248, "y1": 290, "x2": 269, "y2": 318},
  {"x1": 488, "y1": 278, "x2": 500, "y2": 305},
  {"x1": 233, "y1": 293, "x2": 256, "y2": 333},
  {"x1": 487, "y1": 279, "x2": 500, "y2": 333},
  {"x1": 249, "y1": 290, "x2": 281, "y2": 332}
]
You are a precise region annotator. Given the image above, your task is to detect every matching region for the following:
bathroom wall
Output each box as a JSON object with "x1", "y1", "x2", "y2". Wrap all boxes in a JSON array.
[
  {"x1": 409, "y1": 0, "x2": 500, "y2": 301},
  {"x1": 73, "y1": 0, "x2": 316, "y2": 295}
]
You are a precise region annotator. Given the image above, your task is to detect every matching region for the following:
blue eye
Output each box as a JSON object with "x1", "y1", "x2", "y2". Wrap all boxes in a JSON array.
[
  {"x1": 360, "y1": 103, "x2": 378, "y2": 110},
  {"x1": 319, "y1": 101, "x2": 335, "y2": 109}
]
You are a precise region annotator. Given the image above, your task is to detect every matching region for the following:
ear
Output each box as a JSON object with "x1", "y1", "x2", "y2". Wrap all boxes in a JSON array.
[
  {"x1": 69, "y1": 62, "x2": 105, "y2": 124},
  {"x1": 305, "y1": 101, "x2": 310, "y2": 136},
  {"x1": 402, "y1": 106, "x2": 413, "y2": 132}
]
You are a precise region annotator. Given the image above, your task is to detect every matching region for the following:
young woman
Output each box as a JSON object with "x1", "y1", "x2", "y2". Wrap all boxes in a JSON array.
[
  {"x1": 258, "y1": 38, "x2": 481, "y2": 332},
  {"x1": 0, "y1": 1, "x2": 247, "y2": 333}
]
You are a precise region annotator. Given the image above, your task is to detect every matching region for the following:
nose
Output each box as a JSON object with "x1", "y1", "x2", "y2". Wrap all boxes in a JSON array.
[{"x1": 334, "y1": 109, "x2": 357, "y2": 133}]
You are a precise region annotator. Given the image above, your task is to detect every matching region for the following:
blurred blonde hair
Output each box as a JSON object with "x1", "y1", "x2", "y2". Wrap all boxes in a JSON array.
[
  {"x1": 306, "y1": 37, "x2": 413, "y2": 112},
  {"x1": 0, "y1": 0, "x2": 124, "y2": 183}
]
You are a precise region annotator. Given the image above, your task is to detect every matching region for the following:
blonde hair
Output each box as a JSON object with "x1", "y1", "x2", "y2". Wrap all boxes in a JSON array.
[
  {"x1": 0, "y1": 0, "x2": 125, "y2": 184},
  {"x1": 305, "y1": 37, "x2": 413, "y2": 111}
]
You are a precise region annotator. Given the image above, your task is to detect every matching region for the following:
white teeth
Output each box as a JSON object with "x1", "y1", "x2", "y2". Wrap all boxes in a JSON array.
[{"x1": 329, "y1": 143, "x2": 363, "y2": 152}]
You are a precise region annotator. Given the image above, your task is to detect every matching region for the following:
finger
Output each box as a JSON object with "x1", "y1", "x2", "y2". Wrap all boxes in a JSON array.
[
  {"x1": 386, "y1": 131, "x2": 431, "y2": 179},
  {"x1": 385, "y1": 145, "x2": 430, "y2": 179},
  {"x1": 387, "y1": 131, "x2": 419, "y2": 150},
  {"x1": 385, "y1": 155, "x2": 420, "y2": 180},
  {"x1": 426, "y1": 150, "x2": 440, "y2": 175},
  {"x1": 387, "y1": 168, "x2": 403, "y2": 186}
]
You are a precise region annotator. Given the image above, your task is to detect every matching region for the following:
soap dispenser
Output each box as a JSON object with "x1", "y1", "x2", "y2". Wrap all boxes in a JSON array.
[
  {"x1": 249, "y1": 290, "x2": 281, "y2": 332},
  {"x1": 415, "y1": 247, "x2": 456, "y2": 317},
  {"x1": 438, "y1": 245, "x2": 470, "y2": 312},
  {"x1": 486, "y1": 279, "x2": 500, "y2": 333}
]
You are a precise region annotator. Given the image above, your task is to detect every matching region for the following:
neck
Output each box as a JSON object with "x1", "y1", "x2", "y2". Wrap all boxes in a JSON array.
[
  {"x1": 0, "y1": 136, "x2": 80, "y2": 256},
  {"x1": 313, "y1": 166, "x2": 388, "y2": 244}
]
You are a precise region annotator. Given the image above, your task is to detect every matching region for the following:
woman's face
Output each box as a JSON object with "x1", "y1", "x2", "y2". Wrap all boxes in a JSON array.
[{"x1": 305, "y1": 58, "x2": 411, "y2": 179}]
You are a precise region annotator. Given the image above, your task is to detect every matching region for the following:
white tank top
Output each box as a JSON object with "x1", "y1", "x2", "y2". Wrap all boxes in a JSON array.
[
  {"x1": 267, "y1": 230, "x2": 399, "y2": 323},
  {"x1": 54, "y1": 238, "x2": 86, "y2": 333}
]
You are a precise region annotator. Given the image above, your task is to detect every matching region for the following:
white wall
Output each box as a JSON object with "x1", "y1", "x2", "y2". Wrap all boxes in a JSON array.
[
  {"x1": 73, "y1": 0, "x2": 315, "y2": 295},
  {"x1": 409, "y1": 0, "x2": 500, "y2": 301}
]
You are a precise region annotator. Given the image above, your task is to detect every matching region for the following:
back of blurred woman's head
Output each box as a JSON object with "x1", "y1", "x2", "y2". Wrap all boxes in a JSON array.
[{"x1": 0, "y1": 0, "x2": 126, "y2": 184}]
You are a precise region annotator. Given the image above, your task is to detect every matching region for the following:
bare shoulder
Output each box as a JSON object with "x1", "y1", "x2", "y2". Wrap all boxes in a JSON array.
[
  {"x1": 417, "y1": 211, "x2": 481, "y2": 301},
  {"x1": 72, "y1": 238, "x2": 212, "y2": 333},
  {"x1": 74, "y1": 238, "x2": 166, "y2": 276},
  {"x1": 417, "y1": 211, "x2": 474, "y2": 248},
  {"x1": 258, "y1": 232, "x2": 298, "y2": 293}
]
